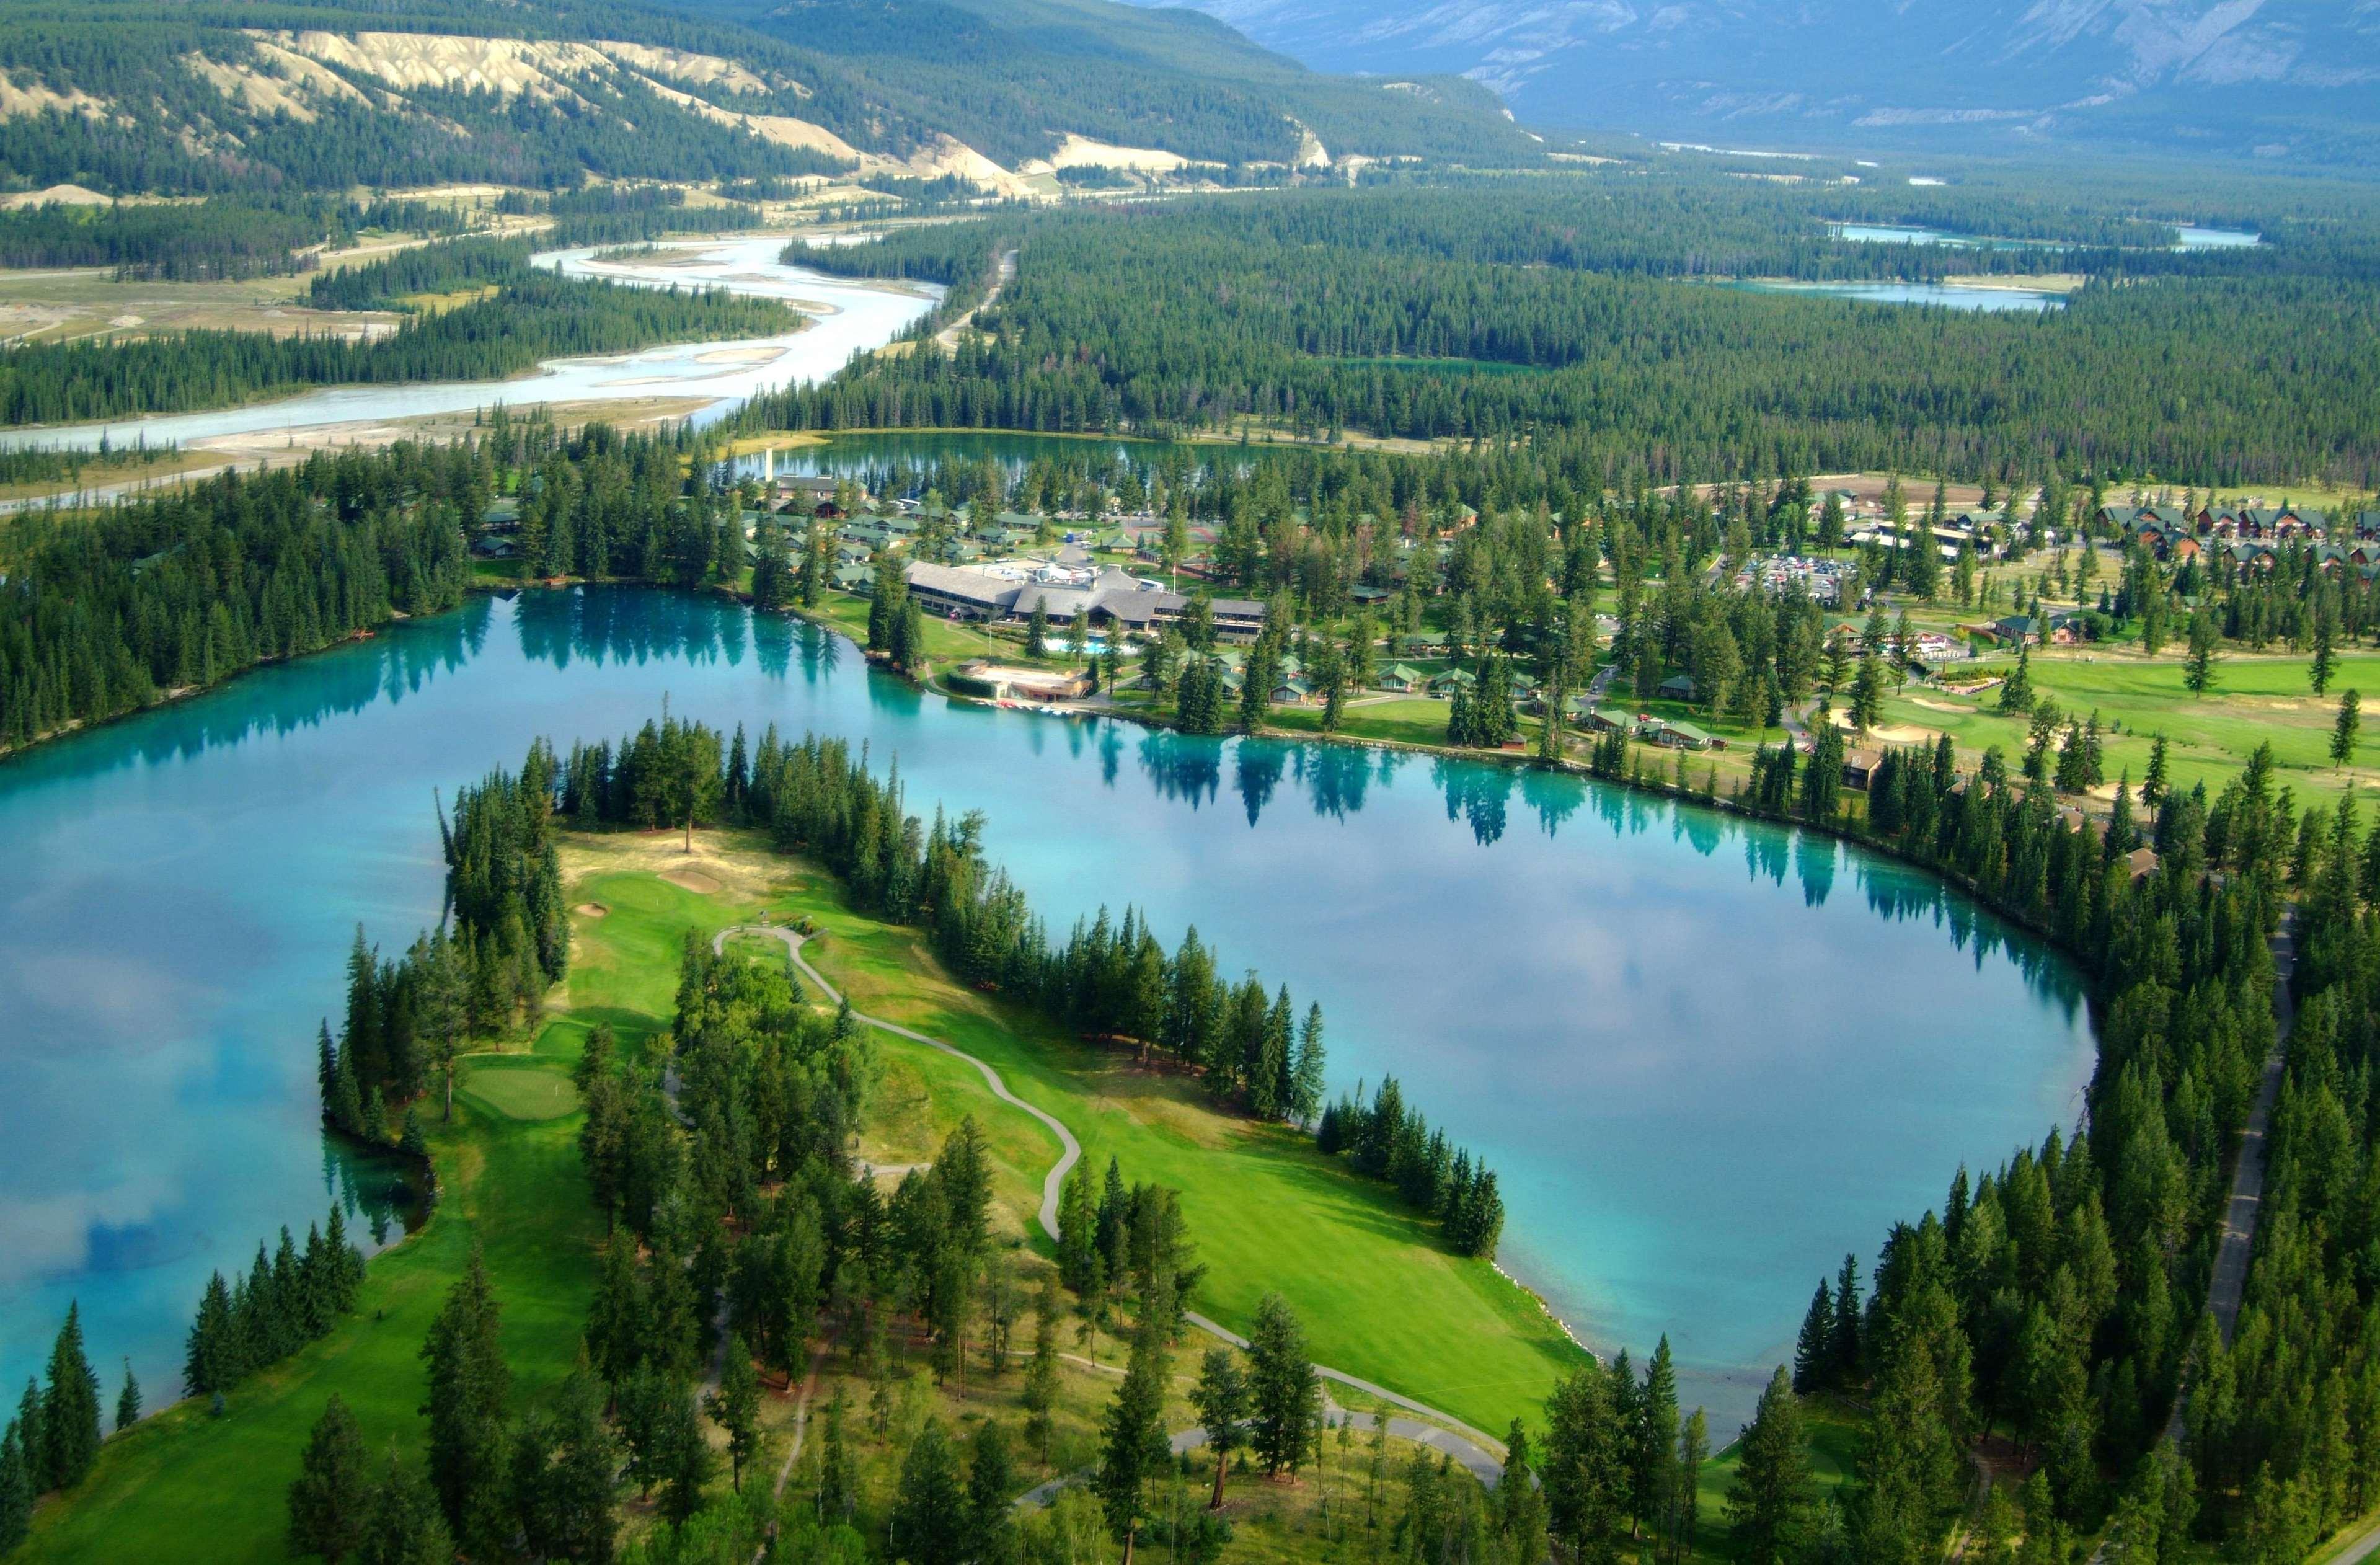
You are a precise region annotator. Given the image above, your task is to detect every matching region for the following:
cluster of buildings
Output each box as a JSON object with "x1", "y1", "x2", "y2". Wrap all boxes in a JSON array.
[
  {"x1": 903, "y1": 559, "x2": 1268, "y2": 642},
  {"x1": 2110, "y1": 501, "x2": 2380, "y2": 568}
]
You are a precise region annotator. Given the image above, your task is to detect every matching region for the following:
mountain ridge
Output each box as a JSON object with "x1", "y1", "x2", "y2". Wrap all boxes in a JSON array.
[
  {"x1": 1126, "y1": 0, "x2": 2380, "y2": 166},
  {"x1": 0, "y1": 0, "x2": 1533, "y2": 198}
]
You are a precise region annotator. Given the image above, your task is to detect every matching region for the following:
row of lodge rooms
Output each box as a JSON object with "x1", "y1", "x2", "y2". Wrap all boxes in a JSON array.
[{"x1": 2110, "y1": 501, "x2": 2380, "y2": 562}]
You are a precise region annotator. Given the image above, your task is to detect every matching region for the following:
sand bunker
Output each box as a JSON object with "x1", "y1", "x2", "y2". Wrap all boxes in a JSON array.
[
  {"x1": 574, "y1": 902, "x2": 609, "y2": 918},
  {"x1": 663, "y1": 868, "x2": 722, "y2": 894}
]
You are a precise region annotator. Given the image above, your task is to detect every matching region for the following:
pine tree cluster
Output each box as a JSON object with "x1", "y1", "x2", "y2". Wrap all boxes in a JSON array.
[
  {"x1": 182, "y1": 1206, "x2": 366, "y2": 1399},
  {"x1": 1316, "y1": 1078, "x2": 1504, "y2": 1257}
]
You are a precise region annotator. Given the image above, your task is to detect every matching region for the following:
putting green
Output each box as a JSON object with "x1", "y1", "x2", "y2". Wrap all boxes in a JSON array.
[{"x1": 458, "y1": 1062, "x2": 580, "y2": 1121}]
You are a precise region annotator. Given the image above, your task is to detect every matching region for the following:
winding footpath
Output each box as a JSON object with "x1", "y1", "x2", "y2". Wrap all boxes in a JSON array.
[{"x1": 713, "y1": 923, "x2": 1512, "y2": 1499}]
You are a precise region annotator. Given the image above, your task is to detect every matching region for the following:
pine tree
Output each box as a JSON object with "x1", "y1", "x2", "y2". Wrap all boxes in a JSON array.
[
  {"x1": 419, "y1": 1246, "x2": 510, "y2": 1555},
  {"x1": 967, "y1": 1421, "x2": 1017, "y2": 1564},
  {"x1": 1998, "y1": 644, "x2": 2033, "y2": 714},
  {"x1": 1829, "y1": 1254, "x2": 1862, "y2": 1386},
  {"x1": 2334, "y1": 689, "x2": 2361, "y2": 769},
  {"x1": 1676, "y1": 1409, "x2": 1709, "y2": 1559},
  {"x1": 1192, "y1": 1347, "x2": 1249, "y2": 1509},
  {"x1": 654, "y1": 1380, "x2": 712, "y2": 1529},
  {"x1": 1022, "y1": 1275, "x2": 1061, "y2": 1465},
  {"x1": 2312, "y1": 611, "x2": 2338, "y2": 694},
  {"x1": 1495, "y1": 1421, "x2": 1549, "y2": 1565},
  {"x1": 1095, "y1": 1306, "x2": 1170, "y2": 1561},
  {"x1": 42, "y1": 1304, "x2": 100, "y2": 1491},
  {"x1": 113, "y1": 1363, "x2": 139, "y2": 1433},
  {"x1": 288, "y1": 1393, "x2": 369, "y2": 1563},
  {"x1": 509, "y1": 1371, "x2": 617, "y2": 1565},
  {"x1": 1289, "y1": 1004, "x2": 1327, "y2": 1127},
  {"x1": 0, "y1": 1422, "x2": 32, "y2": 1556},
  {"x1": 2183, "y1": 605, "x2": 2220, "y2": 694},
  {"x1": 356, "y1": 1452, "x2": 453, "y2": 1565},
  {"x1": 1245, "y1": 1292, "x2": 1319, "y2": 1480},
  {"x1": 1727, "y1": 1367, "x2": 1812, "y2": 1565},
  {"x1": 2143, "y1": 732, "x2": 2170, "y2": 809},
  {"x1": 707, "y1": 1332, "x2": 761, "y2": 1492},
  {"x1": 819, "y1": 1389, "x2": 857, "y2": 1523},
  {"x1": 1637, "y1": 1337, "x2": 1680, "y2": 1547},
  {"x1": 1792, "y1": 1282, "x2": 1834, "y2": 1393},
  {"x1": 893, "y1": 1420, "x2": 970, "y2": 1565}
]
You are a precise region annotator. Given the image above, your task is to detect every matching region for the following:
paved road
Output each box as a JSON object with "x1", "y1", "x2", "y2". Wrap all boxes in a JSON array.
[
  {"x1": 2164, "y1": 906, "x2": 2297, "y2": 1444},
  {"x1": 1013, "y1": 1352, "x2": 1503, "y2": 1509},
  {"x1": 719, "y1": 924, "x2": 1081, "y2": 1235},
  {"x1": 717, "y1": 923, "x2": 1511, "y2": 1491}
]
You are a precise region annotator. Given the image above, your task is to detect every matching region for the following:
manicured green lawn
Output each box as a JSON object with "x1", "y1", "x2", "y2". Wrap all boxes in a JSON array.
[
  {"x1": 458, "y1": 1060, "x2": 581, "y2": 1120},
  {"x1": 1267, "y1": 696, "x2": 1463, "y2": 748},
  {"x1": 1882, "y1": 649, "x2": 2380, "y2": 807}
]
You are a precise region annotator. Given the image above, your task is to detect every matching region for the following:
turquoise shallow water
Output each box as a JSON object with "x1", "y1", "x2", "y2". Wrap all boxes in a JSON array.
[{"x1": 0, "y1": 588, "x2": 2095, "y2": 1433}]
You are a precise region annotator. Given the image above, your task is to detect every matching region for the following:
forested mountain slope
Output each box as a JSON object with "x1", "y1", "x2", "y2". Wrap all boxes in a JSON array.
[
  {"x1": 0, "y1": 0, "x2": 1529, "y2": 198},
  {"x1": 1130, "y1": 0, "x2": 2380, "y2": 167}
]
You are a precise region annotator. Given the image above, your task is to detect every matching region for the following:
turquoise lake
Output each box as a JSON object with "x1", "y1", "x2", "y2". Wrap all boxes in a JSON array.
[{"x1": 0, "y1": 587, "x2": 2095, "y2": 1434}]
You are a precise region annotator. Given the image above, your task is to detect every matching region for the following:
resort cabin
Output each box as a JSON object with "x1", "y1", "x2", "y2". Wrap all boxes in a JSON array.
[
  {"x1": 1657, "y1": 673, "x2": 1697, "y2": 702},
  {"x1": 1841, "y1": 747, "x2": 1882, "y2": 791},
  {"x1": 1376, "y1": 663, "x2": 1427, "y2": 693}
]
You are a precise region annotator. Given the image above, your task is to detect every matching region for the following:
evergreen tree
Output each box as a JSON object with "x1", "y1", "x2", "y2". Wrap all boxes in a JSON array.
[
  {"x1": 1998, "y1": 645, "x2": 2033, "y2": 714},
  {"x1": 707, "y1": 1332, "x2": 761, "y2": 1492},
  {"x1": 818, "y1": 1389, "x2": 857, "y2": 1523},
  {"x1": 653, "y1": 1380, "x2": 712, "y2": 1529},
  {"x1": 1022, "y1": 1275, "x2": 1061, "y2": 1465},
  {"x1": 1635, "y1": 1337, "x2": 1680, "y2": 1545},
  {"x1": 288, "y1": 1393, "x2": 369, "y2": 1563},
  {"x1": 113, "y1": 1362, "x2": 139, "y2": 1434},
  {"x1": 355, "y1": 1452, "x2": 453, "y2": 1565},
  {"x1": 11, "y1": 1385, "x2": 39, "y2": 1505},
  {"x1": 1095, "y1": 1303, "x2": 1171, "y2": 1561},
  {"x1": 1793, "y1": 1282, "x2": 1834, "y2": 1393},
  {"x1": 1192, "y1": 1347, "x2": 1249, "y2": 1509},
  {"x1": 1727, "y1": 1367, "x2": 1812, "y2": 1565},
  {"x1": 893, "y1": 1420, "x2": 971, "y2": 1565},
  {"x1": 509, "y1": 1371, "x2": 618, "y2": 1565},
  {"x1": 0, "y1": 1422, "x2": 32, "y2": 1558},
  {"x1": 1676, "y1": 1409, "x2": 1708, "y2": 1559},
  {"x1": 967, "y1": 1421, "x2": 1017, "y2": 1564},
  {"x1": 41, "y1": 1305, "x2": 100, "y2": 1491},
  {"x1": 418, "y1": 1246, "x2": 510, "y2": 1555},
  {"x1": 1495, "y1": 1421, "x2": 1550, "y2": 1565},
  {"x1": 2183, "y1": 606, "x2": 2220, "y2": 694},
  {"x1": 1830, "y1": 1254, "x2": 1862, "y2": 1386},
  {"x1": 2333, "y1": 689, "x2": 2361, "y2": 769},
  {"x1": 1289, "y1": 1004, "x2": 1327, "y2": 1127},
  {"x1": 1245, "y1": 1293, "x2": 1320, "y2": 1480}
]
